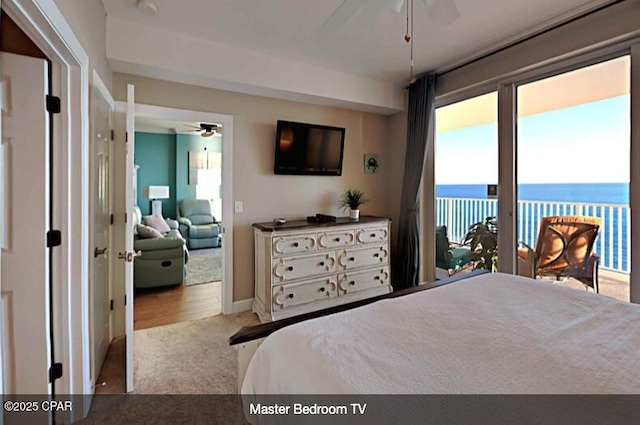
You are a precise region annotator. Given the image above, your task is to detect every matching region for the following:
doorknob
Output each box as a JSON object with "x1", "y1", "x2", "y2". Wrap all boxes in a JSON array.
[
  {"x1": 94, "y1": 247, "x2": 107, "y2": 258},
  {"x1": 118, "y1": 251, "x2": 140, "y2": 263}
]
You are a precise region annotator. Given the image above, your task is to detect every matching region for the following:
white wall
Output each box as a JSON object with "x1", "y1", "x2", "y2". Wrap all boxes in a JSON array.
[
  {"x1": 53, "y1": 0, "x2": 112, "y2": 89},
  {"x1": 111, "y1": 74, "x2": 396, "y2": 332}
]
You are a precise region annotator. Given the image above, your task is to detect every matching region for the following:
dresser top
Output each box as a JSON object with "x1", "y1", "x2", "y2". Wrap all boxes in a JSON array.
[{"x1": 253, "y1": 216, "x2": 390, "y2": 232}]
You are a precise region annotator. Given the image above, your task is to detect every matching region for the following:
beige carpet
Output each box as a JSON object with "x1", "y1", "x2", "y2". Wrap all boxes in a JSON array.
[
  {"x1": 133, "y1": 311, "x2": 259, "y2": 394},
  {"x1": 81, "y1": 311, "x2": 259, "y2": 424}
]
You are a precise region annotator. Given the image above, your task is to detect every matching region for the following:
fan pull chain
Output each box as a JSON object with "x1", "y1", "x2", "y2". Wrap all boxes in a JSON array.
[
  {"x1": 404, "y1": 0, "x2": 411, "y2": 43},
  {"x1": 410, "y1": 0, "x2": 415, "y2": 84},
  {"x1": 404, "y1": 0, "x2": 416, "y2": 85}
]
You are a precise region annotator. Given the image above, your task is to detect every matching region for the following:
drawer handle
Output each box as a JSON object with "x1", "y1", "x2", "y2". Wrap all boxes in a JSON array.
[
  {"x1": 349, "y1": 281, "x2": 356, "y2": 286},
  {"x1": 349, "y1": 257, "x2": 355, "y2": 262},
  {"x1": 370, "y1": 233, "x2": 376, "y2": 238},
  {"x1": 374, "y1": 276, "x2": 381, "y2": 281},
  {"x1": 335, "y1": 237, "x2": 341, "y2": 242},
  {"x1": 293, "y1": 242, "x2": 299, "y2": 247},
  {"x1": 288, "y1": 266, "x2": 294, "y2": 271},
  {"x1": 320, "y1": 261, "x2": 325, "y2": 266},
  {"x1": 373, "y1": 253, "x2": 380, "y2": 258},
  {"x1": 288, "y1": 294, "x2": 294, "y2": 299},
  {"x1": 320, "y1": 287, "x2": 326, "y2": 292}
]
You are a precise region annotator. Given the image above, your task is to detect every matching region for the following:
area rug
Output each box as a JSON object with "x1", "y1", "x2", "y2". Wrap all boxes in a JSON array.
[{"x1": 185, "y1": 247, "x2": 222, "y2": 286}]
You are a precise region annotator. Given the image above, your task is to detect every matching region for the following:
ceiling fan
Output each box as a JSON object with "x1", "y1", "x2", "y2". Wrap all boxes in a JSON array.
[
  {"x1": 322, "y1": 0, "x2": 460, "y2": 31},
  {"x1": 186, "y1": 123, "x2": 222, "y2": 138}
]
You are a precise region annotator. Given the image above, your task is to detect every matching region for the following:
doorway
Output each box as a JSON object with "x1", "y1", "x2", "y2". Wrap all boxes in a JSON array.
[
  {"x1": 132, "y1": 117, "x2": 225, "y2": 330},
  {"x1": 515, "y1": 55, "x2": 631, "y2": 301},
  {"x1": 101, "y1": 99, "x2": 234, "y2": 394}
]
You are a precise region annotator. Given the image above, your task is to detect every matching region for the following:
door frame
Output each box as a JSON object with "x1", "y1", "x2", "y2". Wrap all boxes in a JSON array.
[
  {"x1": 89, "y1": 70, "x2": 114, "y2": 390},
  {"x1": 425, "y1": 39, "x2": 640, "y2": 304},
  {"x1": 114, "y1": 102, "x2": 235, "y2": 315},
  {"x1": 1, "y1": 0, "x2": 91, "y2": 420}
]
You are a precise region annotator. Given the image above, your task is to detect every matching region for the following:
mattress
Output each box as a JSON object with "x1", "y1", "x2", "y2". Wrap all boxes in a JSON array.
[{"x1": 242, "y1": 272, "x2": 640, "y2": 395}]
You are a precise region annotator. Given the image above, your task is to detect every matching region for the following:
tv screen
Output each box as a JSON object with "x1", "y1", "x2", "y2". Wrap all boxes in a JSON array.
[{"x1": 274, "y1": 120, "x2": 345, "y2": 176}]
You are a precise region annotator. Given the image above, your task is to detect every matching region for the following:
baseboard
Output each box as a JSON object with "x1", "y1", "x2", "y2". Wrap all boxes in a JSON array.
[{"x1": 232, "y1": 298, "x2": 253, "y2": 313}]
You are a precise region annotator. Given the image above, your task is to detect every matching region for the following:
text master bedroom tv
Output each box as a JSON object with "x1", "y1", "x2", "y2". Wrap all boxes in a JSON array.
[{"x1": 274, "y1": 120, "x2": 345, "y2": 176}]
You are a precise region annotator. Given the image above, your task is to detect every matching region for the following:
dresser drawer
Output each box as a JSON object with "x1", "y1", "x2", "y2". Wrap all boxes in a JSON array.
[
  {"x1": 337, "y1": 245, "x2": 389, "y2": 271},
  {"x1": 272, "y1": 277, "x2": 338, "y2": 310},
  {"x1": 356, "y1": 227, "x2": 389, "y2": 245},
  {"x1": 272, "y1": 234, "x2": 317, "y2": 255},
  {"x1": 338, "y1": 267, "x2": 389, "y2": 295},
  {"x1": 272, "y1": 252, "x2": 336, "y2": 283},
  {"x1": 317, "y1": 230, "x2": 355, "y2": 250}
]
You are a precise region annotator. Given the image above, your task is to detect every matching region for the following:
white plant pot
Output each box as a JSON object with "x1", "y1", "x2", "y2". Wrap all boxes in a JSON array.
[{"x1": 349, "y1": 209, "x2": 360, "y2": 220}]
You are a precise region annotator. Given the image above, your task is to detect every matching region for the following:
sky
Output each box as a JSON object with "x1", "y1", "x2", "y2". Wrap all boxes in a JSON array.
[{"x1": 435, "y1": 95, "x2": 631, "y2": 185}]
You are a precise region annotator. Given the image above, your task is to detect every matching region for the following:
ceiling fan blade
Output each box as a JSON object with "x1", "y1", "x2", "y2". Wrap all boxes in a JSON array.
[
  {"x1": 388, "y1": 0, "x2": 405, "y2": 14},
  {"x1": 423, "y1": 0, "x2": 460, "y2": 27},
  {"x1": 322, "y1": 0, "x2": 368, "y2": 31}
]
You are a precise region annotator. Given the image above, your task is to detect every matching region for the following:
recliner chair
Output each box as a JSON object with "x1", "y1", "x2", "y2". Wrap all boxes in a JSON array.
[
  {"x1": 177, "y1": 199, "x2": 221, "y2": 249},
  {"x1": 133, "y1": 206, "x2": 189, "y2": 288}
]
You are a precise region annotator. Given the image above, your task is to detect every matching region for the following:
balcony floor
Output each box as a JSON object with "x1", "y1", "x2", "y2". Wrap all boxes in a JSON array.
[
  {"x1": 551, "y1": 269, "x2": 629, "y2": 303},
  {"x1": 437, "y1": 269, "x2": 630, "y2": 303}
]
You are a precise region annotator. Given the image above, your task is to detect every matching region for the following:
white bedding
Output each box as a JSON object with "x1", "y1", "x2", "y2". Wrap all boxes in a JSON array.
[{"x1": 242, "y1": 273, "x2": 640, "y2": 394}]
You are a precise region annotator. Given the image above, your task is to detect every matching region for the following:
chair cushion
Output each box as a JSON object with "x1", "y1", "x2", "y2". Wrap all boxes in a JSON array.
[
  {"x1": 189, "y1": 224, "x2": 219, "y2": 239},
  {"x1": 181, "y1": 199, "x2": 213, "y2": 217},
  {"x1": 143, "y1": 215, "x2": 172, "y2": 234},
  {"x1": 188, "y1": 214, "x2": 215, "y2": 225},
  {"x1": 165, "y1": 229, "x2": 183, "y2": 240},
  {"x1": 137, "y1": 224, "x2": 164, "y2": 239},
  {"x1": 435, "y1": 226, "x2": 452, "y2": 269}
]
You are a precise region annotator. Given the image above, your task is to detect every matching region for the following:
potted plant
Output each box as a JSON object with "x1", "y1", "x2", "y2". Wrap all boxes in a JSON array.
[
  {"x1": 463, "y1": 216, "x2": 498, "y2": 271},
  {"x1": 338, "y1": 188, "x2": 369, "y2": 220}
]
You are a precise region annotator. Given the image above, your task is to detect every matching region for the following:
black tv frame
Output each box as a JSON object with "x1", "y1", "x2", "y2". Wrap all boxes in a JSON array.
[{"x1": 274, "y1": 120, "x2": 346, "y2": 176}]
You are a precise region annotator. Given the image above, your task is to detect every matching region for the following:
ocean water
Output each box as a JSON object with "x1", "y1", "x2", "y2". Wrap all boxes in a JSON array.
[
  {"x1": 435, "y1": 183, "x2": 630, "y2": 272},
  {"x1": 436, "y1": 183, "x2": 629, "y2": 205}
]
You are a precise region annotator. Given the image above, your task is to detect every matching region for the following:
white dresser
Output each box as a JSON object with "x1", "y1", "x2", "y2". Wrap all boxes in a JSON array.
[{"x1": 252, "y1": 217, "x2": 392, "y2": 322}]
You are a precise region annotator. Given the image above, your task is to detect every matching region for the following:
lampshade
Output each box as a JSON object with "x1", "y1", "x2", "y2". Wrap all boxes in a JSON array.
[{"x1": 143, "y1": 185, "x2": 170, "y2": 199}]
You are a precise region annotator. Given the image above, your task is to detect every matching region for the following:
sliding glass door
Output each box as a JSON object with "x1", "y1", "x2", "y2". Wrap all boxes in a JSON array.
[
  {"x1": 515, "y1": 55, "x2": 631, "y2": 301},
  {"x1": 434, "y1": 92, "x2": 498, "y2": 277}
]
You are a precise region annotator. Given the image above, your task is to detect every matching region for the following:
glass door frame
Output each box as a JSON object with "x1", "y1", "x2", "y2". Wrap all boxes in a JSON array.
[{"x1": 424, "y1": 39, "x2": 640, "y2": 304}]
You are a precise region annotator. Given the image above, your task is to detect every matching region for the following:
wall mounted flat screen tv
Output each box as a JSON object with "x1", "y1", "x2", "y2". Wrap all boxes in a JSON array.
[{"x1": 274, "y1": 120, "x2": 345, "y2": 176}]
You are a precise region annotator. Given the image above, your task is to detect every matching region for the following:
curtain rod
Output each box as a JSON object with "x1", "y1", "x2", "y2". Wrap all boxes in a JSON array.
[{"x1": 437, "y1": 0, "x2": 627, "y2": 77}]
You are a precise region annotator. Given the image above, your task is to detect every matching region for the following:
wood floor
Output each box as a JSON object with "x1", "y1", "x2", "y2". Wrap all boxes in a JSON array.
[{"x1": 134, "y1": 281, "x2": 222, "y2": 331}]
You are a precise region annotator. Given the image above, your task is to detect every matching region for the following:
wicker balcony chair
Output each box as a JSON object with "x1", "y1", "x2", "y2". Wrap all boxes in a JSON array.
[{"x1": 517, "y1": 216, "x2": 602, "y2": 293}]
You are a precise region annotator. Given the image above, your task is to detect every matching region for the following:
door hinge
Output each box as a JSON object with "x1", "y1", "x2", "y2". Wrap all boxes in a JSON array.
[
  {"x1": 46, "y1": 95, "x2": 61, "y2": 114},
  {"x1": 46, "y1": 230, "x2": 62, "y2": 248},
  {"x1": 110, "y1": 299, "x2": 114, "y2": 311},
  {"x1": 110, "y1": 214, "x2": 115, "y2": 225},
  {"x1": 49, "y1": 363, "x2": 63, "y2": 382},
  {"x1": 110, "y1": 129, "x2": 115, "y2": 141},
  {"x1": 124, "y1": 295, "x2": 127, "y2": 306},
  {"x1": 125, "y1": 132, "x2": 128, "y2": 143},
  {"x1": 125, "y1": 213, "x2": 128, "y2": 224}
]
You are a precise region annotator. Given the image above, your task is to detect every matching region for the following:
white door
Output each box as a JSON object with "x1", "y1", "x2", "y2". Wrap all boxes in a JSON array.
[
  {"x1": 123, "y1": 84, "x2": 136, "y2": 392},
  {"x1": 90, "y1": 83, "x2": 113, "y2": 387},
  {"x1": 0, "y1": 53, "x2": 51, "y2": 395}
]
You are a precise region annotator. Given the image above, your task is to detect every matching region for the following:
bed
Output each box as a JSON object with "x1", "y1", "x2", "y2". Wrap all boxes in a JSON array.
[{"x1": 232, "y1": 272, "x2": 640, "y2": 422}]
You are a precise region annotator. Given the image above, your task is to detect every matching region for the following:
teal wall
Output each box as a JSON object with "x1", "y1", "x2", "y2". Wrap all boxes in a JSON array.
[
  {"x1": 135, "y1": 132, "x2": 177, "y2": 218},
  {"x1": 175, "y1": 134, "x2": 222, "y2": 208}
]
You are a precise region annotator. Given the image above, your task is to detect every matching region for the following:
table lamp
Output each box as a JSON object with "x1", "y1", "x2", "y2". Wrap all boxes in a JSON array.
[{"x1": 143, "y1": 185, "x2": 170, "y2": 217}]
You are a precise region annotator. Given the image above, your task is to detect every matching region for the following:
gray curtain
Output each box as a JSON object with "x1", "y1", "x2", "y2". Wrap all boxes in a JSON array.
[{"x1": 394, "y1": 74, "x2": 437, "y2": 290}]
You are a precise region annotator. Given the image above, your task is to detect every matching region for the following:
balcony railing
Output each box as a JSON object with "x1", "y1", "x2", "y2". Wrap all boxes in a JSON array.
[{"x1": 436, "y1": 197, "x2": 630, "y2": 273}]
